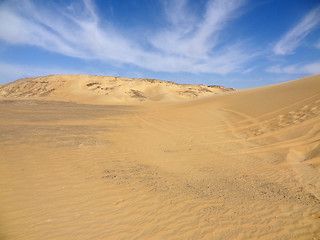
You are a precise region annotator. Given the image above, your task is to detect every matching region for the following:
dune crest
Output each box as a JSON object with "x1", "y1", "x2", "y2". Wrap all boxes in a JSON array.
[{"x1": 0, "y1": 75, "x2": 233, "y2": 104}]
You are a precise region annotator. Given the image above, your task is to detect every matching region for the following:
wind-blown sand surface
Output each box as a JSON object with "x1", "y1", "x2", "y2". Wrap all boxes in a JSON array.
[{"x1": 0, "y1": 75, "x2": 319, "y2": 239}]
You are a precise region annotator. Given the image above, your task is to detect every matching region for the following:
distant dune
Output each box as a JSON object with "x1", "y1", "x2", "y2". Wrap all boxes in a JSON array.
[
  {"x1": 0, "y1": 74, "x2": 319, "y2": 239},
  {"x1": 0, "y1": 75, "x2": 233, "y2": 104}
]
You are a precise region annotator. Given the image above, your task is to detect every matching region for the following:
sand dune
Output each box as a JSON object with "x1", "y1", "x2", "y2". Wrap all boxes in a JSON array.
[
  {"x1": 0, "y1": 74, "x2": 319, "y2": 239},
  {"x1": 0, "y1": 75, "x2": 233, "y2": 104}
]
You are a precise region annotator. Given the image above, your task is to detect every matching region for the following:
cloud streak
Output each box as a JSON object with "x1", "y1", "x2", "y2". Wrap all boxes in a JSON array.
[
  {"x1": 0, "y1": 0, "x2": 253, "y2": 75},
  {"x1": 273, "y1": 5, "x2": 320, "y2": 55},
  {"x1": 266, "y1": 61, "x2": 320, "y2": 75},
  {"x1": 151, "y1": 0, "x2": 246, "y2": 58}
]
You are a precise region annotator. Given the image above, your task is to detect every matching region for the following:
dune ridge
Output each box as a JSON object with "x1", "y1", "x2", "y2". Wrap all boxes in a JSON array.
[{"x1": 0, "y1": 74, "x2": 320, "y2": 239}]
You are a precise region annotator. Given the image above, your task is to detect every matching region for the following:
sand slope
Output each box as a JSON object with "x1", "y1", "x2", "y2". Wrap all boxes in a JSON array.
[{"x1": 0, "y1": 74, "x2": 319, "y2": 239}]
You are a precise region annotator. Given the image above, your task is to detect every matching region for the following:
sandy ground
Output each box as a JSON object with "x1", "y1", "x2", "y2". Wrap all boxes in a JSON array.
[{"x1": 0, "y1": 75, "x2": 320, "y2": 239}]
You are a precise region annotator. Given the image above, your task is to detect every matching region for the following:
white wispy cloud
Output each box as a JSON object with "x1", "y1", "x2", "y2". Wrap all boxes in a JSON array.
[
  {"x1": 0, "y1": 0, "x2": 253, "y2": 75},
  {"x1": 242, "y1": 66, "x2": 256, "y2": 74},
  {"x1": 273, "y1": 5, "x2": 320, "y2": 55},
  {"x1": 151, "y1": 0, "x2": 246, "y2": 58},
  {"x1": 266, "y1": 61, "x2": 320, "y2": 75},
  {"x1": 162, "y1": 0, "x2": 194, "y2": 29}
]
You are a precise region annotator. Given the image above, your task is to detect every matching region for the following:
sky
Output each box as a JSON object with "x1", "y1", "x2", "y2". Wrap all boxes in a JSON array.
[{"x1": 0, "y1": 0, "x2": 319, "y2": 89}]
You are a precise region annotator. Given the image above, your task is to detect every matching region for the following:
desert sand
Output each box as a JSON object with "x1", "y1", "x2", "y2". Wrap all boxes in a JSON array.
[{"x1": 0, "y1": 74, "x2": 319, "y2": 239}]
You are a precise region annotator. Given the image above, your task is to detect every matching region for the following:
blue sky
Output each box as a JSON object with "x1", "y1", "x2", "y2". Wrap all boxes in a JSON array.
[{"x1": 0, "y1": 0, "x2": 319, "y2": 88}]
